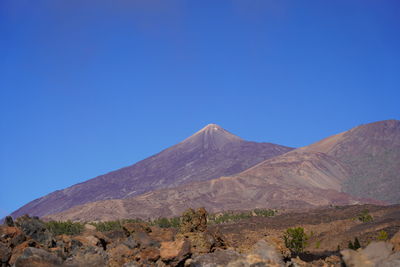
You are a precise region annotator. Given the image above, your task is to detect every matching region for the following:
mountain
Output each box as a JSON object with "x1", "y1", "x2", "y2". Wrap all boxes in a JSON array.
[
  {"x1": 301, "y1": 119, "x2": 400, "y2": 203},
  {"x1": 10, "y1": 124, "x2": 293, "y2": 218},
  {"x1": 45, "y1": 120, "x2": 398, "y2": 221}
]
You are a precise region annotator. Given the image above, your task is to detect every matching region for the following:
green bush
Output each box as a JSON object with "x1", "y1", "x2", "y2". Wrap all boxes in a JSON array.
[
  {"x1": 376, "y1": 230, "x2": 388, "y2": 241},
  {"x1": 283, "y1": 227, "x2": 308, "y2": 254},
  {"x1": 90, "y1": 221, "x2": 123, "y2": 232},
  {"x1": 253, "y1": 209, "x2": 276, "y2": 217},
  {"x1": 45, "y1": 221, "x2": 84, "y2": 236},
  {"x1": 348, "y1": 237, "x2": 361, "y2": 250},
  {"x1": 357, "y1": 209, "x2": 373, "y2": 223},
  {"x1": 150, "y1": 217, "x2": 180, "y2": 228},
  {"x1": 207, "y1": 209, "x2": 277, "y2": 225}
]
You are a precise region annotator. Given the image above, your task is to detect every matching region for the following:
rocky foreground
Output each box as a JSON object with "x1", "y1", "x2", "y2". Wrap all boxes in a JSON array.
[{"x1": 1, "y1": 205, "x2": 400, "y2": 266}]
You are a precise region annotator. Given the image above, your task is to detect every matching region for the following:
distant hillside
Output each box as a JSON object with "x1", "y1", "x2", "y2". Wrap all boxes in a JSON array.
[
  {"x1": 11, "y1": 124, "x2": 293, "y2": 218},
  {"x1": 302, "y1": 119, "x2": 400, "y2": 203},
  {"x1": 45, "y1": 120, "x2": 399, "y2": 221}
]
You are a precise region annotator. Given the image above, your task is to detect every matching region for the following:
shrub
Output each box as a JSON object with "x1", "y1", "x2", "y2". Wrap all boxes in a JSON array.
[
  {"x1": 45, "y1": 221, "x2": 84, "y2": 236},
  {"x1": 283, "y1": 227, "x2": 308, "y2": 254},
  {"x1": 376, "y1": 230, "x2": 388, "y2": 241},
  {"x1": 150, "y1": 217, "x2": 180, "y2": 228},
  {"x1": 90, "y1": 221, "x2": 123, "y2": 232},
  {"x1": 149, "y1": 217, "x2": 180, "y2": 228},
  {"x1": 348, "y1": 237, "x2": 361, "y2": 250},
  {"x1": 253, "y1": 209, "x2": 276, "y2": 217},
  {"x1": 357, "y1": 209, "x2": 373, "y2": 223}
]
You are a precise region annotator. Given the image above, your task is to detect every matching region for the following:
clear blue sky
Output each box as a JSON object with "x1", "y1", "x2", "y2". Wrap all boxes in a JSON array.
[{"x1": 1, "y1": 0, "x2": 399, "y2": 217}]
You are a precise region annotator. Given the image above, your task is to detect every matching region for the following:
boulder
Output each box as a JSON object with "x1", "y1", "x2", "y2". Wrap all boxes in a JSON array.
[
  {"x1": 0, "y1": 242, "x2": 11, "y2": 265},
  {"x1": 180, "y1": 208, "x2": 208, "y2": 233},
  {"x1": 122, "y1": 236, "x2": 139, "y2": 249},
  {"x1": 247, "y1": 239, "x2": 284, "y2": 265},
  {"x1": 190, "y1": 249, "x2": 243, "y2": 267},
  {"x1": 341, "y1": 241, "x2": 400, "y2": 267},
  {"x1": 72, "y1": 231, "x2": 108, "y2": 250},
  {"x1": 391, "y1": 230, "x2": 400, "y2": 252},
  {"x1": 122, "y1": 261, "x2": 140, "y2": 267},
  {"x1": 160, "y1": 238, "x2": 191, "y2": 266},
  {"x1": 123, "y1": 222, "x2": 152, "y2": 236},
  {"x1": 104, "y1": 229, "x2": 126, "y2": 241},
  {"x1": 0, "y1": 226, "x2": 26, "y2": 248},
  {"x1": 108, "y1": 243, "x2": 137, "y2": 267},
  {"x1": 150, "y1": 226, "x2": 176, "y2": 242},
  {"x1": 84, "y1": 224, "x2": 97, "y2": 232},
  {"x1": 139, "y1": 247, "x2": 160, "y2": 263},
  {"x1": 177, "y1": 229, "x2": 226, "y2": 254},
  {"x1": 131, "y1": 231, "x2": 160, "y2": 249},
  {"x1": 15, "y1": 215, "x2": 54, "y2": 247},
  {"x1": 4, "y1": 216, "x2": 14, "y2": 227},
  {"x1": 64, "y1": 246, "x2": 108, "y2": 267},
  {"x1": 9, "y1": 240, "x2": 40, "y2": 266},
  {"x1": 14, "y1": 247, "x2": 63, "y2": 267}
]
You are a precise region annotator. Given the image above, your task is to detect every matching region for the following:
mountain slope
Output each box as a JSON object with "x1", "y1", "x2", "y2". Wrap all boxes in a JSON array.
[
  {"x1": 301, "y1": 119, "x2": 400, "y2": 203},
  {"x1": 11, "y1": 124, "x2": 293, "y2": 218},
  {"x1": 45, "y1": 175, "x2": 373, "y2": 222},
  {"x1": 45, "y1": 120, "x2": 398, "y2": 221}
]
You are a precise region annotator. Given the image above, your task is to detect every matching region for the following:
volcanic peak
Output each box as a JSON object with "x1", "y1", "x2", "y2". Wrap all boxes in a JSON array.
[{"x1": 182, "y1": 123, "x2": 243, "y2": 150}]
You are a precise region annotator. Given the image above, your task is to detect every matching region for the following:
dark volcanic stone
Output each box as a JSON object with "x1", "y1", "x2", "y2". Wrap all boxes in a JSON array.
[
  {"x1": 15, "y1": 216, "x2": 54, "y2": 247},
  {"x1": 4, "y1": 216, "x2": 14, "y2": 227},
  {"x1": 14, "y1": 247, "x2": 63, "y2": 267}
]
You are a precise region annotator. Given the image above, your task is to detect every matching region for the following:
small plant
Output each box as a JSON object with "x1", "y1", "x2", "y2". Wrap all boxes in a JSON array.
[
  {"x1": 348, "y1": 237, "x2": 361, "y2": 250},
  {"x1": 376, "y1": 230, "x2": 388, "y2": 241},
  {"x1": 283, "y1": 227, "x2": 308, "y2": 254},
  {"x1": 357, "y1": 209, "x2": 373, "y2": 223},
  {"x1": 45, "y1": 221, "x2": 84, "y2": 236},
  {"x1": 253, "y1": 209, "x2": 276, "y2": 217},
  {"x1": 90, "y1": 220, "x2": 123, "y2": 232},
  {"x1": 150, "y1": 217, "x2": 180, "y2": 228},
  {"x1": 315, "y1": 240, "x2": 321, "y2": 249}
]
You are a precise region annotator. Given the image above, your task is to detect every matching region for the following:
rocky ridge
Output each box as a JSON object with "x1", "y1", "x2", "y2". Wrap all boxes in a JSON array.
[{"x1": 2, "y1": 205, "x2": 400, "y2": 266}]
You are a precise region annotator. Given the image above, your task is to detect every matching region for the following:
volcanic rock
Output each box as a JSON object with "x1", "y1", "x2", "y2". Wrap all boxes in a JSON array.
[
  {"x1": 14, "y1": 247, "x2": 63, "y2": 267},
  {"x1": 160, "y1": 238, "x2": 191, "y2": 266}
]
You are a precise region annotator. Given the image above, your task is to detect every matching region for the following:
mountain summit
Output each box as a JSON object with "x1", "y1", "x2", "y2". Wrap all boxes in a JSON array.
[
  {"x1": 10, "y1": 124, "x2": 293, "y2": 218},
  {"x1": 181, "y1": 124, "x2": 243, "y2": 150}
]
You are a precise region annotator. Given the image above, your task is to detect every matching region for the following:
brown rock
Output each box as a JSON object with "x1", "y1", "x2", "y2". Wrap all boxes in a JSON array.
[
  {"x1": 180, "y1": 208, "x2": 208, "y2": 233},
  {"x1": 104, "y1": 229, "x2": 126, "y2": 241},
  {"x1": 63, "y1": 249, "x2": 107, "y2": 267},
  {"x1": 390, "y1": 230, "x2": 400, "y2": 252},
  {"x1": 177, "y1": 229, "x2": 225, "y2": 254},
  {"x1": 341, "y1": 241, "x2": 399, "y2": 267},
  {"x1": 73, "y1": 232, "x2": 107, "y2": 250},
  {"x1": 84, "y1": 224, "x2": 97, "y2": 232},
  {"x1": 108, "y1": 243, "x2": 137, "y2": 267},
  {"x1": 160, "y1": 239, "x2": 191, "y2": 266},
  {"x1": 131, "y1": 232, "x2": 160, "y2": 249},
  {"x1": 0, "y1": 242, "x2": 11, "y2": 265},
  {"x1": 149, "y1": 227, "x2": 176, "y2": 242},
  {"x1": 190, "y1": 249, "x2": 243, "y2": 266},
  {"x1": 9, "y1": 240, "x2": 40, "y2": 266},
  {"x1": 123, "y1": 222, "x2": 152, "y2": 236},
  {"x1": 0, "y1": 226, "x2": 26, "y2": 248},
  {"x1": 140, "y1": 247, "x2": 160, "y2": 263},
  {"x1": 14, "y1": 247, "x2": 63, "y2": 267}
]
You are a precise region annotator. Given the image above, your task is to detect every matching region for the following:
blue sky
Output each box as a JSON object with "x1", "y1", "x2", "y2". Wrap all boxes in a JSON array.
[{"x1": 1, "y1": 0, "x2": 399, "y2": 217}]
